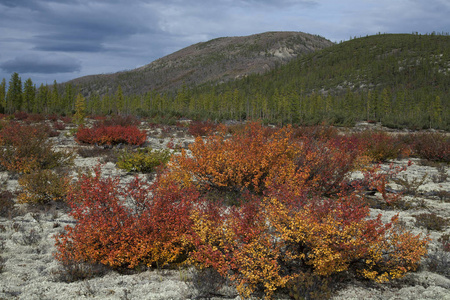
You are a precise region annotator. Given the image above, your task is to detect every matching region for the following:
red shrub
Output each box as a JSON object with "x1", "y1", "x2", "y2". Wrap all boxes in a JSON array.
[
  {"x1": 292, "y1": 124, "x2": 339, "y2": 140},
  {"x1": 279, "y1": 135, "x2": 363, "y2": 197},
  {"x1": 53, "y1": 121, "x2": 66, "y2": 131},
  {"x1": 410, "y1": 132, "x2": 450, "y2": 162},
  {"x1": 13, "y1": 111, "x2": 29, "y2": 121},
  {"x1": 351, "y1": 131, "x2": 408, "y2": 162},
  {"x1": 48, "y1": 114, "x2": 59, "y2": 122},
  {"x1": 60, "y1": 116, "x2": 72, "y2": 124},
  {"x1": 75, "y1": 125, "x2": 147, "y2": 146},
  {"x1": 188, "y1": 120, "x2": 218, "y2": 137},
  {"x1": 54, "y1": 167, "x2": 200, "y2": 270}
]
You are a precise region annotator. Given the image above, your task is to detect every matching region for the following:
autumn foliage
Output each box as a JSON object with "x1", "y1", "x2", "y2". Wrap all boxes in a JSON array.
[
  {"x1": 55, "y1": 122, "x2": 430, "y2": 299},
  {"x1": 0, "y1": 122, "x2": 74, "y2": 173},
  {"x1": 55, "y1": 166, "x2": 198, "y2": 270},
  {"x1": 170, "y1": 122, "x2": 300, "y2": 194},
  {"x1": 350, "y1": 131, "x2": 408, "y2": 162},
  {"x1": 75, "y1": 125, "x2": 147, "y2": 146},
  {"x1": 409, "y1": 132, "x2": 450, "y2": 162}
]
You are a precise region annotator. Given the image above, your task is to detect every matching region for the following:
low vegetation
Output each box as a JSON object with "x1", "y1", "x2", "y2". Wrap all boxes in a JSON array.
[
  {"x1": 51, "y1": 122, "x2": 432, "y2": 299},
  {"x1": 0, "y1": 122, "x2": 74, "y2": 173},
  {"x1": 116, "y1": 147, "x2": 171, "y2": 173},
  {"x1": 75, "y1": 125, "x2": 147, "y2": 146},
  {"x1": 0, "y1": 110, "x2": 447, "y2": 299}
]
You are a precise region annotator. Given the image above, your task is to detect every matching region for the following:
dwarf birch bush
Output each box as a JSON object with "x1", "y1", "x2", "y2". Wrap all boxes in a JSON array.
[
  {"x1": 55, "y1": 122, "x2": 431, "y2": 299},
  {"x1": 116, "y1": 147, "x2": 171, "y2": 173},
  {"x1": 0, "y1": 122, "x2": 74, "y2": 173},
  {"x1": 54, "y1": 166, "x2": 199, "y2": 270}
]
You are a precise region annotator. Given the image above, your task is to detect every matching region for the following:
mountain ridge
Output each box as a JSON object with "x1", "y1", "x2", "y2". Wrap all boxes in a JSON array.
[{"x1": 66, "y1": 31, "x2": 334, "y2": 97}]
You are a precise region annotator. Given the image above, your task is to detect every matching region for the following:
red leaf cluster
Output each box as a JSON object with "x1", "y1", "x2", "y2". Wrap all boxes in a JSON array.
[
  {"x1": 75, "y1": 125, "x2": 147, "y2": 146},
  {"x1": 54, "y1": 166, "x2": 199, "y2": 269}
]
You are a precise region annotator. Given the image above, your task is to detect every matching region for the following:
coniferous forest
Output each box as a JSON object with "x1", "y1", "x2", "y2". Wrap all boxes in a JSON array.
[{"x1": 1, "y1": 33, "x2": 449, "y2": 130}]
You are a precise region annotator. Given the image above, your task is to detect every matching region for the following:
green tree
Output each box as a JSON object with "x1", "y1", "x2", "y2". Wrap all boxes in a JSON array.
[
  {"x1": 88, "y1": 92, "x2": 101, "y2": 115},
  {"x1": 35, "y1": 84, "x2": 48, "y2": 113},
  {"x1": 6, "y1": 72, "x2": 22, "y2": 113},
  {"x1": 74, "y1": 93, "x2": 86, "y2": 126},
  {"x1": 23, "y1": 78, "x2": 36, "y2": 113},
  {"x1": 63, "y1": 83, "x2": 75, "y2": 115},
  {"x1": 51, "y1": 80, "x2": 61, "y2": 113},
  {"x1": 101, "y1": 94, "x2": 111, "y2": 115},
  {"x1": 380, "y1": 88, "x2": 391, "y2": 116},
  {"x1": 115, "y1": 85, "x2": 124, "y2": 114},
  {"x1": 0, "y1": 78, "x2": 6, "y2": 113},
  {"x1": 431, "y1": 95, "x2": 443, "y2": 127}
]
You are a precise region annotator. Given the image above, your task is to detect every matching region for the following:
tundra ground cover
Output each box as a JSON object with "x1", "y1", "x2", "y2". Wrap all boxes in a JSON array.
[
  {"x1": 54, "y1": 121, "x2": 433, "y2": 299},
  {"x1": 0, "y1": 117, "x2": 448, "y2": 299}
]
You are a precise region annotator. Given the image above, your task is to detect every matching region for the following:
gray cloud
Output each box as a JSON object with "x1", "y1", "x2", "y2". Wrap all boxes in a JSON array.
[
  {"x1": 0, "y1": 55, "x2": 81, "y2": 74},
  {"x1": 0, "y1": 0, "x2": 449, "y2": 85}
]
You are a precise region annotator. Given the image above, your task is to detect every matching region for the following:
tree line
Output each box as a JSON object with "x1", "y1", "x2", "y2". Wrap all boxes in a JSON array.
[{"x1": 1, "y1": 34, "x2": 448, "y2": 130}]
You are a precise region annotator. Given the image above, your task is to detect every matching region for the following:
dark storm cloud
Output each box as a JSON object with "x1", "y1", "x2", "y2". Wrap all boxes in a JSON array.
[{"x1": 0, "y1": 55, "x2": 81, "y2": 74}]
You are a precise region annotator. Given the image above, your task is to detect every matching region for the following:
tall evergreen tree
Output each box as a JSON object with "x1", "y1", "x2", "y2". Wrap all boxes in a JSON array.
[
  {"x1": 115, "y1": 85, "x2": 124, "y2": 114},
  {"x1": 6, "y1": 72, "x2": 22, "y2": 113},
  {"x1": 51, "y1": 80, "x2": 60, "y2": 113},
  {"x1": 23, "y1": 78, "x2": 36, "y2": 113},
  {"x1": 0, "y1": 78, "x2": 6, "y2": 113},
  {"x1": 35, "y1": 84, "x2": 48, "y2": 113},
  {"x1": 63, "y1": 83, "x2": 75, "y2": 114},
  {"x1": 380, "y1": 88, "x2": 391, "y2": 116}
]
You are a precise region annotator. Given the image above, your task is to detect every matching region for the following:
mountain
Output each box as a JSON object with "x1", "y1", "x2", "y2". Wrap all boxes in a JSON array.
[
  {"x1": 67, "y1": 31, "x2": 334, "y2": 97},
  {"x1": 182, "y1": 33, "x2": 450, "y2": 129}
]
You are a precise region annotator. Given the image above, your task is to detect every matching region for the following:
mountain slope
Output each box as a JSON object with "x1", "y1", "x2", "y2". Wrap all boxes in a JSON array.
[
  {"x1": 67, "y1": 31, "x2": 334, "y2": 96},
  {"x1": 178, "y1": 33, "x2": 450, "y2": 129}
]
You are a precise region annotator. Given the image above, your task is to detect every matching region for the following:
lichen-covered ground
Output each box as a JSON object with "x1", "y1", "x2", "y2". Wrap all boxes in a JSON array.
[{"x1": 0, "y1": 125, "x2": 449, "y2": 299}]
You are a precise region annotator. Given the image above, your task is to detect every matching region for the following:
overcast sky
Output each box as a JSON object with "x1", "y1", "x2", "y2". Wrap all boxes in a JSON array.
[{"x1": 1, "y1": 0, "x2": 449, "y2": 86}]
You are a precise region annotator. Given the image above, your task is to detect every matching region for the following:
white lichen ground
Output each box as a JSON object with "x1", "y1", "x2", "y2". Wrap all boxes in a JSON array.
[{"x1": 0, "y1": 126, "x2": 449, "y2": 299}]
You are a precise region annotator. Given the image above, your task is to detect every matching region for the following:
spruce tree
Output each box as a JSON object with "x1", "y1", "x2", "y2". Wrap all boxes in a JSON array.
[
  {"x1": 35, "y1": 84, "x2": 48, "y2": 113},
  {"x1": 0, "y1": 78, "x2": 6, "y2": 113},
  {"x1": 6, "y1": 72, "x2": 22, "y2": 113},
  {"x1": 51, "y1": 80, "x2": 60, "y2": 113},
  {"x1": 63, "y1": 84, "x2": 75, "y2": 115},
  {"x1": 23, "y1": 78, "x2": 36, "y2": 113},
  {"x1": 115, "y1": 85, "x2": 124, "y2": 114}
]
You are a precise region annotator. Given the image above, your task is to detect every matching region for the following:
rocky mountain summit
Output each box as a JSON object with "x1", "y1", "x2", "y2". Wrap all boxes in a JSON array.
[{"x1": 67, "y1": 31, "x2": 333, "y2": 97}]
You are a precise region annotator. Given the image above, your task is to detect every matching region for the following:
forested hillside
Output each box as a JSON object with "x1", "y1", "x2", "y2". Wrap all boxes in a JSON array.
[
  {"x1": 179, "y1": 33, "x2": 450, "y2": 129},
  {"x1": 0, "y1": 33, "x2": 449, "y2": 130}
]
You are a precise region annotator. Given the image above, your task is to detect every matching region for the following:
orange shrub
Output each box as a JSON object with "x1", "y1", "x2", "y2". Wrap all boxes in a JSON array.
[
  {"x1": 55, "y1": 122, "x2": 430, "y2": 299},
  {"x1": 170, "y1": 122, "x2": 299, "y2": 194},
  {"x1": 170, "y1": 122, "x2": 364, "y2": 199}
]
